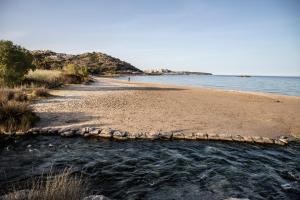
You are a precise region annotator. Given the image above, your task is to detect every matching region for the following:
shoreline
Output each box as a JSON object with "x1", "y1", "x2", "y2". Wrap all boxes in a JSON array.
[{"x1": 3, "y1": 76, "x2": 299, "y2": 144}]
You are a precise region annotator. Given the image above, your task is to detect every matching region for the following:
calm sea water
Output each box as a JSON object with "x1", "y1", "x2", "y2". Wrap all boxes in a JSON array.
[
  {"x1": 117, "y1": 75, "x2": 300, "y2": 96},
  {"x1": 0, "y1": 136, "x2": 299, "y2": 200}
]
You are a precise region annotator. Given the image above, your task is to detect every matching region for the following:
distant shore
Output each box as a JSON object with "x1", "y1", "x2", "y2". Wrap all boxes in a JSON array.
[{"x1": 29, "y1": 76, "x2": 300, "y2": 143}]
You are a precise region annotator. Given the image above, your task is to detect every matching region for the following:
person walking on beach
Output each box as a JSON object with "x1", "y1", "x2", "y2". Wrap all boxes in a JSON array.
[{"x1": 128, "y1": 76, "x2": 131, "y2": 82}]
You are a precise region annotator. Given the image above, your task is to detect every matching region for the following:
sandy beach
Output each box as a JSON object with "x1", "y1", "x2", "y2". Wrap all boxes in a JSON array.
[{"x1": 33, "y1": 76, "x2": 300, "y2": 139}]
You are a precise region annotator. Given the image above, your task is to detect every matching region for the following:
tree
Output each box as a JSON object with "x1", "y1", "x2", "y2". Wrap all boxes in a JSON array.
[{"x1": 0, "y1": 40, "x2": 35, "y2": 86}]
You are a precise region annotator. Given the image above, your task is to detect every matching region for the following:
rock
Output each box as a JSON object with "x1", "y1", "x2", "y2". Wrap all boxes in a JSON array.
[
  {"x1": 195, "y1": 132, "x2": 208, "y2": 140},
  {"x1": 61, "y1": 131, "x2": 74, "y2": 137},
  {"x1": 207, "y1": 133, "x2": 220, "y2": 140},
  {"x1": 40, "y1": 127, "x2": 51, "y2": 134},
  {"x1": 99, "y1": 128, "x2": 113, "y2": 138},
  {"x1": 145, "y1": 131, "x2": 160, "y2": 140},
  {"x1": 232, "y1": 135, "x2": 244, "y2": 142},
  {"x1": 81, "y1": 127, "x2": 92, "y2": 135},
  {"x1": 274, "y1": 139, "x2": 286, "y2": 145},
  {"x1": 218, "y1": 133, "x2": 232, "y2": 141},
  {"x1": 127, "y1": 132, "x2": 137, "y2": 139},
  {"x1": 134, "y1": 132, "x2": 147, "y2": 139},
  {"x1": 83, "y1": 195, "x2": 111, "y2": 200},
  {"x1": 172, "y1": 132, "x2": 185, "y2": 139},
  {"x1": 184, "y1": 132, "x2": 197, "y2": 140},
  {"x1": 261, "y1": 137, "x2": 274, "y2": 144},
  {"x1": 16, "y1": 131, "x2": 25, "y2": 136},
  {"x1": 90, "y1": 128, "x2": 102, "y2": 136},
  {"x1": 28, "y1": 128, "x2": 40, "y2": 134},
  {"x1": 159, "y1": 132, "x2": 173, "y2": 139},
  {"x1": 242, "y1": 136, "x2": 254, "y2": 143},
  {"x1": 278, "y1": 138, "x2": 288, "y2": 144},
  {"x1": 48, "y1": 143, "x2": 54, "y2": 147},
  {"x1": 48, "y1": 128, "x2": 59, "y2": 135},
  {"x1": 252, "y1": 136, "x2": 264, "y2": 143},
  {"x1": 113, "y1": 131, "x2": 128, "y2": 140}
]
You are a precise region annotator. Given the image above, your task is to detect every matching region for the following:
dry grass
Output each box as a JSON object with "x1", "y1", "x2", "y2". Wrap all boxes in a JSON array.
[
  {"x1": 24, "y1": 70, "x2": 64, "y2": 88},
  {"x1": 31, "y1": 87, "x2": 50, "y2": 98},
  {"x1": 0, "y1": 100, "x2": 39, "y2": 132},
  {"x1": 0, "y1": 88, "x2": 28, "y2": 102},
  {"x1": 0, "y1": 88, "x2": 39, "y2": 132},
  {"x1": 2, "y1": 168, "x2": 87, "y2": 200}
]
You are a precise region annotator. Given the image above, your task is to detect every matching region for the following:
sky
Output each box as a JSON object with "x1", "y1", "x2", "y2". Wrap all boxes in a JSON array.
[{"x1": 0, "y1": 0, "x2": 300, "y2": 76}]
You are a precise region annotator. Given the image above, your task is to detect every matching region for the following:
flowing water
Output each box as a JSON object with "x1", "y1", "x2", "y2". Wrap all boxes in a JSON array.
[
  {"x1": 117, "y1": 75, "x2": 300, "y2": 96},
  {"x1": 0, "y1": 136, "x2": 299, "y2": 200}
]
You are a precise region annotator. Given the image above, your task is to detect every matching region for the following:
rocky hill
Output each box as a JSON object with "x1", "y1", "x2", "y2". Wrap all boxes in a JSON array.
[{"x1": 31, "y1": 50, "x2": 143, "y2": 74}]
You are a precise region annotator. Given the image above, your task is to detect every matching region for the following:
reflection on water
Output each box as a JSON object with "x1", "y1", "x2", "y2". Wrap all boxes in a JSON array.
[
  {"x1": 117, "y1": 75, "x2": 300, "y2": 96},
  {"x1": 0, "y1": 136, "x2": 299, "y2": 200}
]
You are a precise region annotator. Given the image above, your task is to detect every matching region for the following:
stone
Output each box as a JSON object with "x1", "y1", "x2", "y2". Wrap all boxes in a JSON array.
[
  {"x1": 159, "y1": 132, "x2": 173, "y2": 139},
  {"x1": 207, "y1": 133, "x2": 220, "y2": 140},
  {"x1": 232, "y1": 135, "x2": 244, "y2": 142},
  {"x1": 242, "y1": 136, "x2": 254, "y2": 143},
  {"x1": 218, "y1": 133, "x2": 232, "y2": 141},
  {"x1": 261, "y1": 137, "x2": 274, "y2": 144},
  {"x1": 28, "y1": 128, "x2": 40, "y2": 134},
  {"x1": 172, "y1": 132, "x2": 185, "y2": 139},
  {"x1": 274, "y1": 139, "x2": 285, "y2": 145},
  {"x1": 15, "y1": 131, "x2": 25, "y2": 136},
  {"x1": 195, "y1": 132, "x2": 208, "y2": 140},
  {"x1": 90, "y1": 128, "x2": 102, "y2": 136},
  {"x1": 83, "y1": 195, "x2": 111, "y2": 200},
  {"x1": 113, "y1": 131, "x2": 128, "y2": 140},
  {"x1": 99, "y1": 128, "x2": 113, "y2": 138},
  {"x1": 127, "y1": 132, "x2": 137, "y2": 139},
  {"x1": 48, "y1": 128, "x2": 59, "y2": 135},
  {"x1": 252, "y1": 136, "x2": 264, "y2": 143},
  {"x1": 61, "y1": 131, "x2": 74, "y2": 137},
  {"x1": 40, "y1": 127, "x2": 51, "y2": 134},
  {"x1": 278, "y1": 138, "x2": 288, "y2": 144},
  {"x1": 81, "y1": 127, "x2": 92, "y2": 134},
  {"x1": 145, "y1": 131, "x2": 160, "y2": 140},
  {"x1": 134, "y1": 132, "x2": 147, "y2": 139},
  {"x1": 184, "y1": 132, "x2": 196, "y2": 140}
]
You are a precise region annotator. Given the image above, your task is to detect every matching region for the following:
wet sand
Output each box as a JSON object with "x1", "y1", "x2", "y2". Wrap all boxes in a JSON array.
[{"x1": 33, "y1": 77, "x2": 300, "y2": 139}]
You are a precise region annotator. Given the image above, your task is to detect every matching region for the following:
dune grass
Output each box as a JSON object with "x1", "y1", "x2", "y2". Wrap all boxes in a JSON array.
[{"x1": 2, "y1": 168, "x2": 87, "y2": 200}]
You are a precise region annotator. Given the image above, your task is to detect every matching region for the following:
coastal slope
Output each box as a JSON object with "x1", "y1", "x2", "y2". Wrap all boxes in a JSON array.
[{"x1": 33, "y1": 77, "x2": 300, "y2": 139}]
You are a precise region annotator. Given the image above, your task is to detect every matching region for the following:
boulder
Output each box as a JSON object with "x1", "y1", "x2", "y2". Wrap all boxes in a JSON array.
[
  {"x1": 195, "y1": 132, "x2": 208, "y2": 140},
  {"x1": 232, "y1": 135, "x2": 244, "y2": 142},
  {"x1": 159, "y1": 132, "x2": 173, "y2": 139},
  {"x1": 252, "y1": 136, "x2": 264, "y2": 143},
  {"x1": 207, "y1": 133, "x2": 220, "y2": 140},
  {"x1": 15, "y1": 131, "x2": 25, "y2": 136},
  {"x1": 113, "y1": 131, "x2": 128, "y2": 140},
  {"x1": 262, "y1": 137, "x2": 274, "y2": 144},
  {"x1": 242, "y1": 136, "x2": 254, "y2": 143},
  {"x1": 218, "y1": 133, "x2": 232, "y2": 141},
  {"x1": 90, "y1": 128, "x2": 102, "y2": 136},
  {"x1": 61, "y1": 131, "x2": 74, "y2": 137},
  {"x1": 184, "y1": 132, "x2": 197, "y2": 140},
  {"x1": 99, "y1": 128, "x2": 113, "y2": 138},
  {"x1": 172, "y1": 132, "x2": 185, "y2": 139},
  {"x1": 145, "y1": 131, "x2": 160, "y2": 140}
]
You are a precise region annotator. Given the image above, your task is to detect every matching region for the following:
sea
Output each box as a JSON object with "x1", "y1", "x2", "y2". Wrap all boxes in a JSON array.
[{"x1": 117, "y1": 75, "x2": 300, "y2": 96}]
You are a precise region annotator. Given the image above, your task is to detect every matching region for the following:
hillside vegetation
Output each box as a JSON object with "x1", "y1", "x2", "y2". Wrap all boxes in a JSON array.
[{"x1": 32, "y1": 50, "x2": 142, "y2": 75}]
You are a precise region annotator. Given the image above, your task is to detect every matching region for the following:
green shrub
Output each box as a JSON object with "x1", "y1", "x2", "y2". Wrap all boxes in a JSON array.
[
  {"x1": 64, "y1": 64, "x2": 88, "y2": 77},
  {"x1": 0, "y1": 40, "x2": 35, "y2": 86}
]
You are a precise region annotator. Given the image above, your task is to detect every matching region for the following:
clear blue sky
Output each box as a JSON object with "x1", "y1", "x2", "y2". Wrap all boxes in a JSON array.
[{"x1": 0, "y1": 0, "x2": 299, "y2": 76}]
